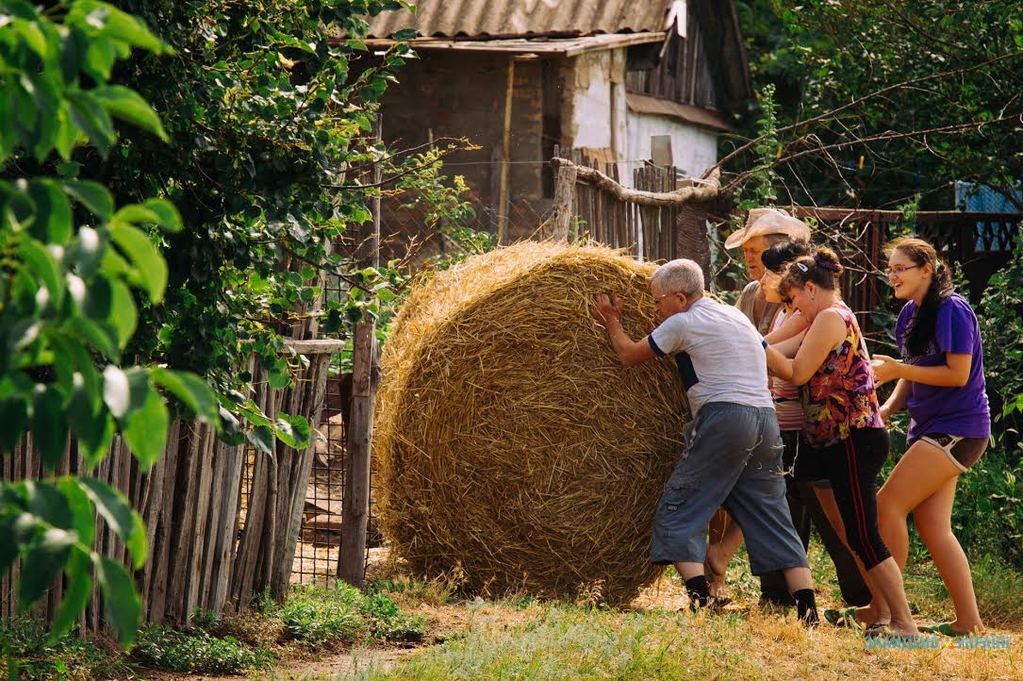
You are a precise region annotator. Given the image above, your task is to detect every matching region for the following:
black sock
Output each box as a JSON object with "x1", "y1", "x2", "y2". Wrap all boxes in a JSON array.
[
  {"x1": 793, "y1": 588, "x2": 819, "y2": 625},
  {"x1": 685, "y1": 575, "x2": 710, "y2": 608}
]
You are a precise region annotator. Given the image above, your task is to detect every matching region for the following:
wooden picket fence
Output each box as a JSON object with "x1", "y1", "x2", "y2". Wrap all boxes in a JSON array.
[
  {"x1": 546, "y1": 150, "x2": 721, "y2": 276},
  {"x1": 0, "y1": 339, "x2": 340, "y2": 629}
]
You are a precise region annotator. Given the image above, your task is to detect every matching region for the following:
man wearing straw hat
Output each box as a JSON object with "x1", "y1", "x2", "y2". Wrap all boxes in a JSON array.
[
  {"x1": 592, "y1": 259, "x2": 818, "y2": 623},
  {"x1": 713, "y1": 207, "x2": 871, "y2": 608}
]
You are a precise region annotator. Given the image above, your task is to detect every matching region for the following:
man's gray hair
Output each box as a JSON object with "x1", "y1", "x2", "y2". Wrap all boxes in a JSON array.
[{"x1": 652, "y1": 259, "x2": 704, "y2": 296}]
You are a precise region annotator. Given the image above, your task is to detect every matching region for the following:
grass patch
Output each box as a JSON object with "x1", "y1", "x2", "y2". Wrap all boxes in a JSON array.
[
  {"x1": 279, "y1": 582, "x2": 427, "y2": 648},
  {"x1": 904, "y1": 554, "x2": 1023, "y2": 628},
  {"x1": 353, "y1": 600, "x2": 1022, "y2": 681},
  {"x1": 131, "y1": 624, "x2": 275, "y2": 675},
  {"x1": 0, "y1": 618, "x2": 128, "y2": 681}
]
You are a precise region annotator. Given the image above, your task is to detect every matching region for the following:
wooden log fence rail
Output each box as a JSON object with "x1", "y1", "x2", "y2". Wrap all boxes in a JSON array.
[
  {"x1": 544, "y1": 149, "x2": 721, "y2": 275},
  {"x1": 0, "y1": 338, "x2": 342, "y2": 631}
]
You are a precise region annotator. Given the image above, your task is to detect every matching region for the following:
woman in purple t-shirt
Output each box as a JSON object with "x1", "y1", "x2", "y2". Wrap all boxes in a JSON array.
[{"x1": 871, "y1": 237, "x2": 991, "y2": 636}]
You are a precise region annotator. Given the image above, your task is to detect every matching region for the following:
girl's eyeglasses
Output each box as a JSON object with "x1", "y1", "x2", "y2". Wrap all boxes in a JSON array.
[{"x1": 885, "y1": 264, "x2": 921, "y2": 277}]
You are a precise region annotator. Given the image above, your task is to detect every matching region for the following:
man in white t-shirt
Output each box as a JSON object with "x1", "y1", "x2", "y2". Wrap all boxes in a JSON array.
[{"x1": 591, "y1": 258, "x2": 817, "y2": 623}]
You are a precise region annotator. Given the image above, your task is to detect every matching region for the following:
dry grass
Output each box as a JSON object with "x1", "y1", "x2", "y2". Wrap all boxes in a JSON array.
[
  {"x1": 349, "y1": 577, "x2": 1023, "y2": 681},
  {"x1": 374, "y1": 242, "x2": 690, "y2": 603}
]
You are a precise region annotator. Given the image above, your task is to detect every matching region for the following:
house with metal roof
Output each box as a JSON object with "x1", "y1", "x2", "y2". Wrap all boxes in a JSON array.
[{"x1": 366, "y1": 0, "x2": 752, "y2": 241}]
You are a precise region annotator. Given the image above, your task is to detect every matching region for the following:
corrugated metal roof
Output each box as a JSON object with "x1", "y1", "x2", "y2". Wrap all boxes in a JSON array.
[{"x1": 366, "y1": 0, "x2": 676, "y2": 39}]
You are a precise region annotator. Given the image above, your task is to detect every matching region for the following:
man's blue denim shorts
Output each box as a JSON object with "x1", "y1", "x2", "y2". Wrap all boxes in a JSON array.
[{"x1": 649, "y1": 401, "x2": 809, "y2": 575}]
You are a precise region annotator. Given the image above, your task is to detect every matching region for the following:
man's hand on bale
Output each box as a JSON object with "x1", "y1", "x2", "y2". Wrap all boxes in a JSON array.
[{"x1": 592, "y1": 293, "x2": 623, "y2": 326}]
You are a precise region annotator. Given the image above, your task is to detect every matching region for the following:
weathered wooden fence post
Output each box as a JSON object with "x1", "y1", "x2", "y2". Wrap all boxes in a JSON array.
[
  {"x1": 338, "y1": 120, "x2": 382, "y2": 588},
  {"x1": 543, "y1": 157, "x2": 577, "y2": 242}
]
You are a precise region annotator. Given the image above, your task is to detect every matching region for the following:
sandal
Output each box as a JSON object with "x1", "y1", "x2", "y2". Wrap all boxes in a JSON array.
[
  {"x1": 824, "y1": 607, "x2": 858, "y2": 628},
  {"x1": 920, "y1": 622, "x2": 979, "y2": 637}
]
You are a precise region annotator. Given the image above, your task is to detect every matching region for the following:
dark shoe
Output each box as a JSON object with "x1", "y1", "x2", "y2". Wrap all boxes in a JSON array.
[{"x1": 686, "y1": 595, "x2": 731, "y2": 614}]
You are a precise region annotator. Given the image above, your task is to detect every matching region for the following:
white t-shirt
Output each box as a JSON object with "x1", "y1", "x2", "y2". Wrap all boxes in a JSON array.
[{"x1": 648, "y1": 296, "x2": 774, "y2": 417}]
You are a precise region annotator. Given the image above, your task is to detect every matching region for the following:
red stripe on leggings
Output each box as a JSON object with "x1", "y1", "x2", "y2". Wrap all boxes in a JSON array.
[{"x1": 845, "y1": 436, "x2": 880, "y2": 567}]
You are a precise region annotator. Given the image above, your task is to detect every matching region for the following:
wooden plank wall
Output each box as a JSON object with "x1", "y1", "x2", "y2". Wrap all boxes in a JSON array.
[{"x1": 0, "y1": 341, "x2": 339, "y2": 631}]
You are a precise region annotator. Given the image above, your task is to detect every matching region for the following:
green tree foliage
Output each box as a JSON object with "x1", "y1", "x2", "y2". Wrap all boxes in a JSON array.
[
  {"x1": 81, "y1": 0, "x2": 459, "y2": 396},
  {"x1": 731, "y1": 0, "x2": 1023, "y2": 209},
  {"x1": 0, "y1": 0, "x2": 218, "y2": 645},
  {"x1": 978, "y1": 239, "x2": 1023, "y2": 437}
]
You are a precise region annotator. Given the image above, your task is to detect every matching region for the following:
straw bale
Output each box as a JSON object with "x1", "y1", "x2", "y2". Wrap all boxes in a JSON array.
[{"x1": 374, "y1": 242, "x2": 690, "y2": 603}]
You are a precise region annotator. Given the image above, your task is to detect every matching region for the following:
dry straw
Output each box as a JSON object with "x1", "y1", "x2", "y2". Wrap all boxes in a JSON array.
[{"x1": 374, "y1": 242, "x2": 691, "y2": 603}]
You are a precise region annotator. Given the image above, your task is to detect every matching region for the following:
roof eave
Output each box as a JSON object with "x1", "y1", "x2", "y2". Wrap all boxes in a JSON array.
[
  {"x1": 626, "y1": 92, "x2": 736, "y2": 133},
  {"x1": 360, "y1": 31, "x2": 667, "y2": 57}
]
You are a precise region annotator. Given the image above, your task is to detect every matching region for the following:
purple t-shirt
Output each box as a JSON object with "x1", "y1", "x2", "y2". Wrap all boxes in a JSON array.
[{"x1": 895, "y1": 293, "x2": 990, "y2": 441}]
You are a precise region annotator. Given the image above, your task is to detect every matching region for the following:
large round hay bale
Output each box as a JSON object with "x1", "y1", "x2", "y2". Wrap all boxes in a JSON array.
[{"x1": 375, "y1": 242, "x2": 690, "y2": 603}]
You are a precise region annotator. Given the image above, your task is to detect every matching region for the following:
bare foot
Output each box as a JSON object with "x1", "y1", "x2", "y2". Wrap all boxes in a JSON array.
[
  {"x1": 950, "y1": 620, "x2": 985, "y2": 635},
  {"x1": 889, "y1": 617, "x2": 920, "y2": 637},
  {"x1": 856, "y1": 604, "x2": 891, "y2": 626}
]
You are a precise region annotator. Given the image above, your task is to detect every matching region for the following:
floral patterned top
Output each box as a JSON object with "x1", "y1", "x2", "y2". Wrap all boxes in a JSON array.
[{"x1": 803, "y1": 302, "x2": 884, "y2": 447}]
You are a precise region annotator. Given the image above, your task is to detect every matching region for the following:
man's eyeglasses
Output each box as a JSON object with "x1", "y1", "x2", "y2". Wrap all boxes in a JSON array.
[
  {"x1": 884, "y1": 264, "x2": 921, "y2": 277},
  {"x1": 652, "y1": 292, "x2": 674, "y2": 303}
]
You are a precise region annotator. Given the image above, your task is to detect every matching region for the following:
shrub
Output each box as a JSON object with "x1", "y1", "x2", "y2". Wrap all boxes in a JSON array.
[
  {"x1": 278, "y1": 582, "x2": 428, "y2": 648},
  {"x1": 0, "y1": 618, "x2": 127, "y2": 680},
  {"x1": 360, "y1": 592, "x2": 427, "y2": 644},
  {"x1": 978, "y1": 238, "x2": 1023, "y2": 444},
  {"x1": 131, "y1": 625, "x2": 274, "y2": 675},
  {"x1": 279, "y1": 583, "x2": 367, "y2": 646},
  {"x1": 950, "y1": 448, "x2": 1023, "y2": 570}
]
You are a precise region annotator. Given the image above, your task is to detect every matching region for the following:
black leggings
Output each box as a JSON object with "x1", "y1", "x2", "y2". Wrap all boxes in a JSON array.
[{"x1": 819, "y1": 428, "x2": 892, "y2": 570}]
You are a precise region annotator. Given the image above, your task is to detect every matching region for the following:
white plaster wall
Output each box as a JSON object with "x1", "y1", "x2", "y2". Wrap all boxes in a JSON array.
[
  {"x1": 625, "y1": 112, "x2": 718, "y2": 179},
  {"x1": 569, "y1": 51, "x2": 613, "y2": 149}
]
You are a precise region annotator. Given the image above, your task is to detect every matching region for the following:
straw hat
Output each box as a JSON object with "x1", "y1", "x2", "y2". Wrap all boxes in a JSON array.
[{"x1": 724, "y1": 207, "x2": 811, "y2": 249}]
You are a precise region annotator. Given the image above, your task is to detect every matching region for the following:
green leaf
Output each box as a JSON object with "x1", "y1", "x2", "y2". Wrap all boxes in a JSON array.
[
  {"x1": 18, "y1": 236, "x2": 64, "y2": 308},
  {"x1": 63, "y1": 180, "x2": 114, "y2": 219},
  {"x1": 108, "y1": 279, "x2": 138, "y2": 349},
  {"x1": 246, "y1": 425, "x2": 274, "y2": 456},
  {"x1": 82, "y1": 273, "x2": 112, "y2": 321},
  {"x1": 77, "y1": 478, "x2": 147, "y2": 568},
  {"x1": 122, "y1": 387, "x2": 168, "y2": 471},
  {"x1": 69, "y1": 317, "x2": 118, "y2": 360},
  {"x1": 67, "y1": 382, "x2": 114, "y2": 467},
  {"x1": 142, "y1": 198, "x2": 182, "y2": 233},
  {"x1": 94, "y1": 555, "x2": 141, "y2": 646},
  {"x1": 54, "y1": 106, "x2": 82, "y2": 160},
  {"x1": 12, "y1": 18, "x2": 49, "y2": 61},
  {"x1": 268, "y1": 358, "x2": 291, "y2": 389},
  {"x1": 109, "y1": 221, "x2": 167, "y2": 303},
  {"x1": 0, "y1": 398, "x2": 28, "y2": 453},
  {"x1": 24, "y1": 480, "x2": 72, "y2": 528},
  {"x1": 56, "y1": 478, "x2": 95, "y2": 547},
  {"x1": 32, "y1": 385, "x2": 68, "y2": 469},
  {"x1": 151, "y1": 368, "x2": 218, "y2": 424},
  {"x1": 275, "y1": 412, "x2": 310, "y2": 450},
  {"x1": 92, "y1": 85, "x2": 168, "y2": 141},
  {"x1": 50, "y1": 550, "x2": 92, "y2": 641},
  {"x1": 67, "y1": 92, "x2": 117, "y2": 157},
  {"x1": 69, "y1": 1, "x2": 167, "y2": 55},
  {"x1": 83, "y1": 36, "x2": 117, "y2": 81},
  {"x1": 19, "y1": 528, "x2": 74, "y2": 610},
  {"x1": 26, "y1": 180, "x2": 72, "y2": 245}
]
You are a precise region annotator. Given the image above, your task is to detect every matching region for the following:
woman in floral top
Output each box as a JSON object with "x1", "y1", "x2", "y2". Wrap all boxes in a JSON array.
[{"x1": 765, "y1": 246, "x2": 919, "y2": 637}]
